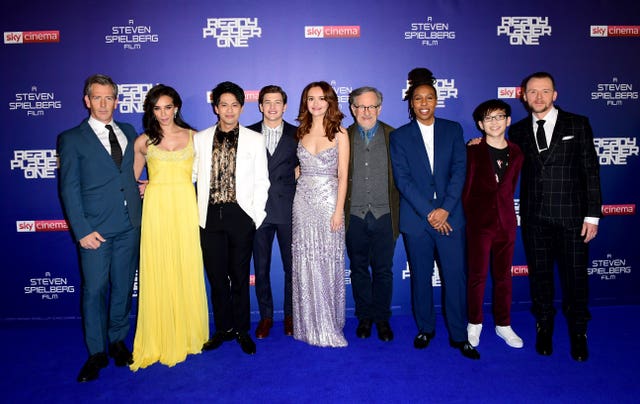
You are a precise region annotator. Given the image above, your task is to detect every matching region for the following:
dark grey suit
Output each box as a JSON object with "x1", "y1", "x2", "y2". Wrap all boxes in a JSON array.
[{"x1": 509, "y1": 108, "x2": 602, "y2": 334}]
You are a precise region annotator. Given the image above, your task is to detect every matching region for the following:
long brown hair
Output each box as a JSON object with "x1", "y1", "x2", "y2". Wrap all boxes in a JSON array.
[{"x1": 296, "y1": 81, "x2": 344, "y2": 141}]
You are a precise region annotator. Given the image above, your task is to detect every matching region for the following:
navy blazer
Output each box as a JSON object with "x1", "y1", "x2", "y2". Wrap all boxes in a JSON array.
[
  {"x1": 390, "y1": 118, "x2": 466, "y2": 235},
  {"x1": 509, "y1": 108, "x2": 602, "y2": 226},
  {"x1": 247, "y1": 120, "x2": 299, "y2": 225},
  {"x1": 58, "y1": 118, "x2": 142, "y2": 242}
]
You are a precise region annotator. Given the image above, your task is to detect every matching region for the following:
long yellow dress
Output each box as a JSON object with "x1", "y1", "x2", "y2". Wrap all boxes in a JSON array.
[{"x1": 130, "y1": 135, "x2": 209, "y2": 370}]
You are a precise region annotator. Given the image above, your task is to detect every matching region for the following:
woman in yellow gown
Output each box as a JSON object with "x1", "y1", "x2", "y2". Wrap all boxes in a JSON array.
[{"x1": 130, "y1": 84, "x2": 209, "y2": 370}]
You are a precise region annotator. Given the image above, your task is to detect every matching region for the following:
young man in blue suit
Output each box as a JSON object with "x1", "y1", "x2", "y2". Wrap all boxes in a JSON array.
[
  {"x1": 247, "y1": 85, "x2": 298, "y2": 339},
  {"x1": 58, "y1": 74, "x2": 142, "y2": 382},
  {"x1": 390, "y1": 80, "x2": 479, "y2": 359}
]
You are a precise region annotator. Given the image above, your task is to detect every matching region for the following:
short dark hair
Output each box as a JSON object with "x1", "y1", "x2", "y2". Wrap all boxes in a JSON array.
[
  {"x1": 472, "y1": 99, "x2": 511, "y2": 124},
  {"x1": 84, "y1": 74, "x2": 118, "y2": 97},
  {"x1": 211, "y1": 81, "x2": 245, "y2": 107},
  {"x1": 522, "y1": 71, "x2": 556, "y2": 91},
  {"x1": 258, "y1": 85, "x2": 287, "y2": 105},
  {"x1": 407, "y1": 67, "x2": 436, "y2": 85}
]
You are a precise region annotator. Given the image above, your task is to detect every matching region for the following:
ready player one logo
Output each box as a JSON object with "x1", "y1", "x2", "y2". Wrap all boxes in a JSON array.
[
  {"x1": 593, "y1": 137, "x2": 639, "y2": 165},
  {"x1": 401, "y1": 78, "x2": 458, "y2": 108},
  {"x1": 402, "y1": 262, "x2": 441, "y2": 287},
  {"x1": 497, "y1": 16, "x2": 552, "y2": 45},
  {"x1": 10, "y1": 149, "x2": 57, "y2": 179},
  {"x1": 4, "y1": 30, "x2": 60, "y2": 44},
  {"x1": 203, "y1": 18, "x2": 261, "y2": 48},
  {"x1": 117, "y1": 83, "x2": 153, "y2": 113},
  {"x1": 8, "y1": 86, "x2": 62, "y2": 116},
  {"x1": 105, "y1": 19, "x2": 159, "y2": 50}
]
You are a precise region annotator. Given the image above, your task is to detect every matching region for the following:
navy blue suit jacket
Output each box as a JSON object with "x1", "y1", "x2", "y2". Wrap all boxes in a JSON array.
[
  {"x1": 58, "y1": 118, "x2": 142, "y2": 241},
  {"x1": 247, "y1": 120, "x2": 299, "y2": 225},
  {"x1": 390, "y1": 118, "x2": 466, "y2": 235}
]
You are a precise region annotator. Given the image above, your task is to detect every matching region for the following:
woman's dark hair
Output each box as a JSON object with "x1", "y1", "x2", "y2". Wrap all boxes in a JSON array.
[
  {"x1": 296, "y1": 81, "x2": 344, "y2": 141},
  {"x1": 142, "y1": 84, "x2": 195, "y2": 145}
]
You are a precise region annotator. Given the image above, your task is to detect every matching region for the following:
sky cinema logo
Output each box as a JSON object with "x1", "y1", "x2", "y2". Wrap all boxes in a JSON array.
[
  {"x1": 16, "y1": 220, "x2": 69, "y2": 233},
  {"x1": 4, "y1": 30, "x2": 60, "y2": 44},
  {"x1": 590, "y1": 25, "x2": 640, "y2": 37},
  {"x1": 497, "y1": 86, "x2": 523, "y2": 99},
  {"x1": 305, "y1": 25, "x2": 360, "y2": 38}
]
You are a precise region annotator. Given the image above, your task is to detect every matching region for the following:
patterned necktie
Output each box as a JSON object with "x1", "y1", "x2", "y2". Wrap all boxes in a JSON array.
[
  {"x1": 105, "y1": 124, "x2": 123, "y2": 168},
  {"x1": 536, "y1": 119, "x2": 548, "y2": 152}
]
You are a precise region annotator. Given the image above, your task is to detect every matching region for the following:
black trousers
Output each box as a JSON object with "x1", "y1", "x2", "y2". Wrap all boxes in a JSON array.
[
  {"x1": 521, "y1": 219, "x2": 591, "y2": 334},
  {"x1": 201, "y1": 203, "x2": 255, "y2": 334}
]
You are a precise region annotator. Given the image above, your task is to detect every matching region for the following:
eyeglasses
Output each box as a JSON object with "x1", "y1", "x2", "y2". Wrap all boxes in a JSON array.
[
  {"x1": 353, "y1": 105, "x2": 380, "y2": 112},
  {"x1": 483, "y1": 114, "x2": 507, "y2": 122}
]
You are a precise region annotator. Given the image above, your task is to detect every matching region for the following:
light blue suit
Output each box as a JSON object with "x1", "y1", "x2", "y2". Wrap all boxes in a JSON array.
[
  {"x1": 58, "y1": 118, "x2": 142, "y2": 355},
  {"x1": 390, "y1": 118, "x2": 467, "y2": 342}
]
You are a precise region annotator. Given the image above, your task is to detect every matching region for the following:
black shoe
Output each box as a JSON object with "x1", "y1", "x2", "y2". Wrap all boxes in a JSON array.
[
  {"x1": 356, "y1": 319, "x2": 373, "y2": 339},
  {"x1": 535, "y1": 324, "x2": 553, "y2": 356},
  {"x1": 237, "y1": 333, "x2": 256, "y2": 355},
  {"x1": 376, "y1": 321, "x2": 394, "y2": 342},
  {"x1": 77, "y1": 353, "x2": 108, "y2": 382},
  {"x1": 109, "y1": 341, "x2": 133, "y2": 366},
  {"x1": 203, "y1": 330, "x2": 236, "y2": 351},
  {"x1": 450, "y1": 340, "x2": 481, "y2": 360},
  {"x1": 413, "y1": 332, "x2": 434, "y2": 349},
  {"x1": 570, "y1": 334, "x2": 588, "y2": 362}
]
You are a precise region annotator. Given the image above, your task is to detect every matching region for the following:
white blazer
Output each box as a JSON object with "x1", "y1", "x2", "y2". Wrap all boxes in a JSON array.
[{"x1": 193, "y1": 124, "x2": 270, "y2": 229}]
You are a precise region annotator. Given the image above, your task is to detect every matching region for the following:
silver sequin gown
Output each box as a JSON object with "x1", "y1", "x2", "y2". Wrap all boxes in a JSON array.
[{"x1": 292, "y1": 143, "x2": 348, "y2": 347}]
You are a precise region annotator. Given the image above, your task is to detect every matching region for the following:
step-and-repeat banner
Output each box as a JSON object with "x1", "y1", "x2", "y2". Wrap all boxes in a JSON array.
[{"x1": 2, "y1": 0, "x2": 639, "y2": 321}]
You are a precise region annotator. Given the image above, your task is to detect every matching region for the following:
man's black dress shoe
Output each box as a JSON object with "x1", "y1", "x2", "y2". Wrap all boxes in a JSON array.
[
  {"x1": 109, "y1": 341, "x2": 133, "y2": 366},
  {"x1": 376, "y1": 321, "x2": 394, "y2": 342},
  {"x1": 413, "y1": 332, "x2": 434, "y2": 349},
  {"x1": 77, "y1": 352, "x2": 108, "y2": 382},
  {"x1": 203, "y1": 330, "x2": 236, "y2": 351},
  {"x1": 570, "y1": 334, "x2": 588, "y2": 362},
  {"x1": 535, "y1": 325, "x2": 553, "y2": 356},
  {"x1": 450, "y1": 340, "x2": 481, "y2": 360},
  {"x1": 356, "y1": 319, "x2": 373, "y2": 339},
  {"x1": 237, "y1": 333, "x2": 256, "y2": 355}
]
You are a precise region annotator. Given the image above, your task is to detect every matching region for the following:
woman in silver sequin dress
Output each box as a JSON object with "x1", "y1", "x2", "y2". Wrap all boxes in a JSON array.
[{"x1": 291, "y1": 81, "x2": 350, "y2": 347}]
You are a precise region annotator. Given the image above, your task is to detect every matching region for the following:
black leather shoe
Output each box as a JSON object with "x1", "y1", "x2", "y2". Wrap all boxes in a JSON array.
[
  {"x1": 413, "y1": 332, "x2": 434, "y2": 349},
  {"x1": 376, "y1": 321, "x2": 394, "y2": 342},
  {"x1": 203, "y1": 330, "x2": 236, "y2": 351},
  {"x1": 109, "y1": 341, "x2": 133, "y2": 366},
  {"x1": 356, "y1": 319, "x2": 373, "y2": 339},
  {"x1": 237, "y1": 333, "x2": 256, "y2": 355},
  {"x1": 77, "y1": 353, "x2": 108, "y2": 382},
  {"x1": 450, "y1": 340, "x2": 481, "y2": 360},
  {"x1": 535, "y1": 325, "x2": 553, "y2": 356},
  {"x1": 570, "y1": 334, "x2": 588, "y2": 362}
]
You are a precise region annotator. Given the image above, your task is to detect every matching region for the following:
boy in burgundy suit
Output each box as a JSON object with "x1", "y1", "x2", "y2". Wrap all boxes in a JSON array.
[{"x1": 462, "y1": 100, "x2": 524, "y2": 349}]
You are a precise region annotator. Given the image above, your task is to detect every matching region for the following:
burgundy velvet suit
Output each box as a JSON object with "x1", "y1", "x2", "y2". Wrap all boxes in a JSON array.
[{"x1": 462, "y1": 138, "x2": 523, "y2": 325}]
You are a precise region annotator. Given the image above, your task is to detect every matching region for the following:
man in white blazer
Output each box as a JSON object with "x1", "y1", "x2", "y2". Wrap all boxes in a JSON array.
[{"x1": 193, "y1": 81, "x2": 270, "y2": 355}]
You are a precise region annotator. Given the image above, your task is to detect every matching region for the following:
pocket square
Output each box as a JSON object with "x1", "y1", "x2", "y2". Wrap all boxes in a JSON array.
[{"x1": 562, "y1": 135, "x2": 574, "y2": 141}]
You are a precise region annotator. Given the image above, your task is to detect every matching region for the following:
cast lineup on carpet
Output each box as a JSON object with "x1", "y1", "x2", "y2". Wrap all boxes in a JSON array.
[{"x1": 57, "y1": 68, "x2": 602, "y2": 382}]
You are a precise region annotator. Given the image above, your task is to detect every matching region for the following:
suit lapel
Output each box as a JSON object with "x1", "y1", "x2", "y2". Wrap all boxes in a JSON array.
[{"x1": 411, "y1": 120, "x2": 433, "y2": 177}]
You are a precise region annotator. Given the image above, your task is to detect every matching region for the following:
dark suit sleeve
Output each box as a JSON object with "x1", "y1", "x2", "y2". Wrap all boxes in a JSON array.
[
  {"x1": 390, "y1": 127, "x2": 435, "y2": 218},
  {"x1": 58, "y1": 130, "x2": 92, "y2": 241},
  {"x1": 440, "y1": 122, "x2": 466, "y2": 214},
  {"x1": 578, "y1": 117, "x2": 602, "y2": 218}
]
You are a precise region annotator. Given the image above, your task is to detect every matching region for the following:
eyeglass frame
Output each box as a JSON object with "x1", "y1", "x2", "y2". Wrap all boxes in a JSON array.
[
  {"x1": 482, "y1": 114, "x2": 508, "y2": 122},
  {"x1": 352, "y1": 104, "x2": 380, "y2": 112}
]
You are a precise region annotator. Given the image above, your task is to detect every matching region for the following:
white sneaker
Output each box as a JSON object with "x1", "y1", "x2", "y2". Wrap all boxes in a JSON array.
[
  {"x1": 467, "y1": 323, "x2": 482, "y2": 347},
  {"x1": 496, "y1": 325, "x2": 524, "y2": 348}
]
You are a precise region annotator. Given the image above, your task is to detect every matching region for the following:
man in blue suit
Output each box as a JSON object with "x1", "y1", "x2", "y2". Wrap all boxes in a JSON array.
[
  {"x1": 247, "y1": 85, "x2": 298, "y2": 339},
  {"x1": 58, "y1": 74, "x2": 142, "y2": 382},
  {"x1": 390, "y1": 79, "x2": 479, "y2": 359}
]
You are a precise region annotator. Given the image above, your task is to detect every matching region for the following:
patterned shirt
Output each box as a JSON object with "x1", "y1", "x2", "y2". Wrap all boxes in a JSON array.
[{"x1": 209, "y1": 125, "x2": 239, "y2": 204}]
